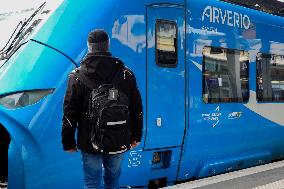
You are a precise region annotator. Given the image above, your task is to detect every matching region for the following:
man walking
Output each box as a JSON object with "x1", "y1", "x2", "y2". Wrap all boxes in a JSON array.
[{"x1": 61, "y1": 29, "x2": 143, "y2": 189}]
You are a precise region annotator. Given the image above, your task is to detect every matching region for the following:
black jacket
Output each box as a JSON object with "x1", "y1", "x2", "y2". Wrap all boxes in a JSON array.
[{"x1": 61, "y1": 52, "x2": 143, "y2": 153}]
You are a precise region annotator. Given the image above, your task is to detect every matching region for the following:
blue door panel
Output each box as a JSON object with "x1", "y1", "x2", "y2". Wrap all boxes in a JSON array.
[{"x1": 145, "y1": 5, "x2": 185, "y2": 149}]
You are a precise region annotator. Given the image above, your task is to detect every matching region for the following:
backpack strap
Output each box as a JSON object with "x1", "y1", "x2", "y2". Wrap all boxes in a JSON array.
[
  {"x1": 111, "y1": 68, "x2": 123, "y2": 86},
  {"x1": 112, "y1": 57, "x2": 126, "y2": 85}
]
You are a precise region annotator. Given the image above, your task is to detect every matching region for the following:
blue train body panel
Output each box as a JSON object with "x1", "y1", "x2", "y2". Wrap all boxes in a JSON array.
[{"x1": 0, "y1": 0, "x2": 284, "y2": 188}]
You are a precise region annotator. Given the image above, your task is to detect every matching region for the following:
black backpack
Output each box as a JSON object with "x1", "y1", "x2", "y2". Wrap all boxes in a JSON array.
[{"x1": 74, "y1": 59, "x2": 131, "y2": 154}]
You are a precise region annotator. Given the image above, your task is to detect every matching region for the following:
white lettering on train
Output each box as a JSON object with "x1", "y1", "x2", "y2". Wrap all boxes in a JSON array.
[{"x1": 202, "y1": 6, "x2": 251, "y2": 30}]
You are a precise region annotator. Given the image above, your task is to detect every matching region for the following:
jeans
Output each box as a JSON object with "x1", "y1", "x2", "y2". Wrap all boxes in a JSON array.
[{"x1": 81, "y1": 152, "x2": 124, "y2": 189}]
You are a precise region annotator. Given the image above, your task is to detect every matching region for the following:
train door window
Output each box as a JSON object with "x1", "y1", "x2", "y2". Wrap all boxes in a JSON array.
[
  {"x1": 202, "y1": 47, "x2": 249, "y2": 103},
  {"x1": 156, "y1": 20, "x2": 177, "y2": 67},
  {"x1": 257, "y1": 53, "x2": 284, "y2": 102}
]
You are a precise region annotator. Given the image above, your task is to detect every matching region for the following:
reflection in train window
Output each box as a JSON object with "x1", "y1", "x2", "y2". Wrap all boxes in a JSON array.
[
  {"x1": 156, "y1": 20, "x2": 177, "y2": 67},
  {"x1": 257, "y1": 53, "x2": 284, "y2": 102},
  {"x1": 202, "y1": 47, "x2": 249, "y2": 103}
]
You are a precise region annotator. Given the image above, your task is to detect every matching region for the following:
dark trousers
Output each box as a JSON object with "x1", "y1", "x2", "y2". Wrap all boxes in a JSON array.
[
  {"x1": 0, "y1": 146, "x2": 8, "y2": 183},
  {"x1": 0, "y1": 126, "x2": 10, "y2": 183}
]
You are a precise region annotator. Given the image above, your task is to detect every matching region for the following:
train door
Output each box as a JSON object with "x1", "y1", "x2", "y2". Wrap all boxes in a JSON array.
[{"x1": 145, "y1": 4, "x2": 185, "y2": 150}]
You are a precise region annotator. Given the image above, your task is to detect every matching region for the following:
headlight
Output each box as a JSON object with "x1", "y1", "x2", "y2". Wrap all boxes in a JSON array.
[{"x1": 0, "y1": 89, "x2": 54, "y2": 109}]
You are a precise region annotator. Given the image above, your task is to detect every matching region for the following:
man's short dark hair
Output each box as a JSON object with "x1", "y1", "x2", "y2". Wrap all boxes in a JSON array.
[{"x1": 87, "y1": 29, "x2": 109, "y2": 53}]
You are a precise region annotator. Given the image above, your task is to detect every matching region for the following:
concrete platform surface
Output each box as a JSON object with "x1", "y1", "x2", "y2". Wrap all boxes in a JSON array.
[{"x1": 166, "y1": 160, "x2": 284, "y2": 189}]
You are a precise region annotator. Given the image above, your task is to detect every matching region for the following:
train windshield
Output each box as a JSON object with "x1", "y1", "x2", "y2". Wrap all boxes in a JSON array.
[
  {"x1": 0, "y1": 39, "x2": 76, "y2": 95},
  {"x1": 0, "y1": 1, "x2": 63, "y2": 62}
]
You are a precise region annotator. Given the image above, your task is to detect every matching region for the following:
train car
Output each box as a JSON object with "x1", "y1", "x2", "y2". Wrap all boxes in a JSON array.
[{"x1": 1, "y1": 0, "x2": 284, "y2": 188}]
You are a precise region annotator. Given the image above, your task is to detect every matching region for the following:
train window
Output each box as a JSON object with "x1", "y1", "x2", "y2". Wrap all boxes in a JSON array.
[
  {"x1": 156, "y1": 20, "x2": 177, "y2": 67},
  {"x1": 257, "y1": 53, "x2": 284, "y2": 102},
  {"x1": 202, "y1": 47, "x2": 249, "y2": 103}
]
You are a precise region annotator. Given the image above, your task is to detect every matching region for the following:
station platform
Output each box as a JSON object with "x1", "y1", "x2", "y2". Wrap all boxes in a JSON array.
[{"x1": 166, "y1": 160, "x2": 284, "y2": 189}]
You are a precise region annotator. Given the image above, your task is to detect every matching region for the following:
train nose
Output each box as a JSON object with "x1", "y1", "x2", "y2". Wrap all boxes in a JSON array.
[
  {"x1": 0, "y1": 109, "x2": 43, "y2": 189},
  {"x1": 0, "y1": 39, "x2": 77, "y2": 188}
]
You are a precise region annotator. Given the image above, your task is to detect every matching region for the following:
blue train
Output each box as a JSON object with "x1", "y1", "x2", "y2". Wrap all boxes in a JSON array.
[{"x1": 1, "y1": 0, "x2": 284, "y2": 188}]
